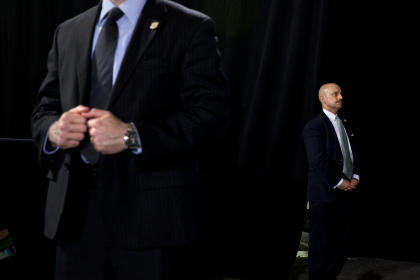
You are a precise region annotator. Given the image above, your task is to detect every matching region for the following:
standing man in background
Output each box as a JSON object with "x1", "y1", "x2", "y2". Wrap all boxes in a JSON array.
[
  {"x1": 303, "y1": 83, "x2": 360, "y2": 280},
  {"x1": 31, "y1": 0, "x2": 230, "y2": 279}
]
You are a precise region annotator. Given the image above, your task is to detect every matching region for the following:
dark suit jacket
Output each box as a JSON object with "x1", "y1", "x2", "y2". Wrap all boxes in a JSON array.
[
  {"x1": 303, "y1": 111, "x2": 359, "y2": 203},
  {"x1": 31, "y1": 0, "x2": 230, "y2": 249}
]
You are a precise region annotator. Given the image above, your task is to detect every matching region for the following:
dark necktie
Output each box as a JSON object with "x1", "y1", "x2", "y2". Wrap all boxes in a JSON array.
[
  {"x1": 336, "y1": 116, "x2": 353, "y2": 179},
  {"x1": 90, "y1": 7, "x2": 124, "y2": 109},
  {"x1": 81, "y1": 7, "x2": 124, "y2": 164}
]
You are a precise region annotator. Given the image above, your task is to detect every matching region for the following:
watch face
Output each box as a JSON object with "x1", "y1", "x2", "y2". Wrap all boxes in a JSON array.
[
  {"x1": 124, "y1": 126, "x2": 138, "y2": 149},
  {"x1": 128, "y1": 136, "x2": 136, "y2": 146}
]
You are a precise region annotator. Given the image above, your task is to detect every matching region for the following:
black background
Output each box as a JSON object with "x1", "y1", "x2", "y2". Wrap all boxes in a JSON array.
[{"x1": 0, "y1": 0, "x2": 417, "y2": 278}]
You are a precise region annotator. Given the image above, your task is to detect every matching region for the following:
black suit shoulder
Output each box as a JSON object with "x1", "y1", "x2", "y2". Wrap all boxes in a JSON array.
[
  {"x1": 163, "y1": 0, "x2": 216, "y2": 43},
  {"x1": 55, "y1": 1, "x2": 212, "y2": 40},
  {"x1": 57, "y1": 5, "x2": 98, "y2": 30},
  {"x1": 305, "y1": 114, "x2": 323, "y2": 128},
  {"x1": 56, "y1": 0, "x2": 211, "y2": 30},
  {"x1": 165, "y1": 0, "x2": 210, "y2": 22},
  {"x1": 52, "y1": 5, "x2": 98, "y2": 53},
  {"x1": 303, "y1": 113, "x2": 327, "y2": 135}
]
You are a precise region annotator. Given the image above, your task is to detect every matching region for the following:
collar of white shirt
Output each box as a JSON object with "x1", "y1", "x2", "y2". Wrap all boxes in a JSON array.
[{"x1": 323, "y1": 109, "x2": 339, "y2": 123}]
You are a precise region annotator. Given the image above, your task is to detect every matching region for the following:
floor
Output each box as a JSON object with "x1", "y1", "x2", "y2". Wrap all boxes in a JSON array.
[
  {"x1": 289, "y1": 232, "x2": 420, "y2": 280},
  {"x1": 3, "y1": 230, "x2": 420, "y2": 279},
  {"x1": 217, "y1": 231, "x2": 420, "y2": 280}
]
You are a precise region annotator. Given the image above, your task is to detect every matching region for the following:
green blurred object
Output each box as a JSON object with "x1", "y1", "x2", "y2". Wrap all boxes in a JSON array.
[{"x1": 0, "y1": 234, "x2": 17, "y2": 260}]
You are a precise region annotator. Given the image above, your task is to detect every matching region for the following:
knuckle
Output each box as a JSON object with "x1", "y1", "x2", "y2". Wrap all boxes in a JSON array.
[
  {"x1": 89, "y1": 119, "x2": 96, "y2": 127},
  {"x1": 59, "y1": 121, "x2": 68, "y2": 130}
]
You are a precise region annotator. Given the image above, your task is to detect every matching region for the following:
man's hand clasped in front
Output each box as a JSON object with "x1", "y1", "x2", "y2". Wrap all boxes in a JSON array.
[
  {"x1": 48, "y1": 105, "x2": 128, "y2": 154},
  {"x1": 338, "y1": 178, "x2": 359, "y2": 192}
]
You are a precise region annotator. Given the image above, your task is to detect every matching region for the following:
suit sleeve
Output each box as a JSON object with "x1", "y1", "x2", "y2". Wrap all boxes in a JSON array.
[
  {"x1": 31, "y1": 26, "x2": 63, "y2": 168},
  {"x1": 303, "y1": 121, "x2": 342, "y2": 189},
  {"x1": 135, "y1": 18, "x2": 230, "y2": 160}
]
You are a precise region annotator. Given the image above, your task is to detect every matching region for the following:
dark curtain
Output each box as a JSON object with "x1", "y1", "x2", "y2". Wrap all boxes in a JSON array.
[
  {"x1": 0, "y1": 0, "x2": 99, "y2": 138},
  {"x1": 0, "y1": 0, "x2": 417, "y2": 279},
  {"x1": 174, "y1": 0, "x2": 327, "y2": 278},
  {"x1": 0, "y1": 139, "x2": 54, "y2": 279},
  {"x1": 315, "y1": 1, "x2": 418, "y2": 262}
]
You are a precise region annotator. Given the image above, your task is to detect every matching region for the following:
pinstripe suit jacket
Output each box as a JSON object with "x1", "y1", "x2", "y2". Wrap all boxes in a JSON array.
[{"x1": 31, "y1": 0, "x2": 230, "y2": 248}]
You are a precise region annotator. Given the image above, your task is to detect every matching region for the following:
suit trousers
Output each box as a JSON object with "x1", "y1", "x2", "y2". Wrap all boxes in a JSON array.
[
  {"x1": 54, "y1": 163, "x2": 201, "y2": 280},
  {"x1": 308, "y1": 192, "x2": 354, "y2": 280}
]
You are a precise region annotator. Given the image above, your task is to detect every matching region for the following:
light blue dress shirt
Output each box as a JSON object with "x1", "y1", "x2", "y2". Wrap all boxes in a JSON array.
[{"x1": 93, "y1": 0, "x2": 147, "y2": 85}]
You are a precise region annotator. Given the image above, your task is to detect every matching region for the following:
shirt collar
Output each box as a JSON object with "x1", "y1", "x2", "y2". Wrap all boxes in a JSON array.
[
  {"x1": 99, "y1": 0, "x2": 146, "y2": 26},
  {"x1": 323, "y1": 109, "x2": 338, "y2": 122}
]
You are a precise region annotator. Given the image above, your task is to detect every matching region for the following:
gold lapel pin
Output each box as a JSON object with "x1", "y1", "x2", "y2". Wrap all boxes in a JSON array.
[{"x1": 150, "y1": 21, "x2": 160, "y2": 30}]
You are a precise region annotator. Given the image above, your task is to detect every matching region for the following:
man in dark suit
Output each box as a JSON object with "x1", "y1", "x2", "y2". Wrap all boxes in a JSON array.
[
  {"x1": 303, "y1": 83, "x2": 360, "y2": 280},
  {"x1": 31, "y1": 0, "x2": 229, "y2": 279}
]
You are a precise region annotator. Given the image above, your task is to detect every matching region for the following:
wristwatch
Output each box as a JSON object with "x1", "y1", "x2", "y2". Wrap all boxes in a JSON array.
[{"x1": 123, "y1": 122, "x2": 140, "y2": 149}]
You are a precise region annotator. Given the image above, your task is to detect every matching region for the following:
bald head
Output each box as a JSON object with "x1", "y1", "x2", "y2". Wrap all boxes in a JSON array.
[
  {"x1": 318, "y1": 83, "x2": 343, "y2": 114},
  {"x1": 318, "y1": 83, "x2": 340, "y2": 98}
]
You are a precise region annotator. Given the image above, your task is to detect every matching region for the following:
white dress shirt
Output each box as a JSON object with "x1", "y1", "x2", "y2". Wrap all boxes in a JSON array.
[{"x1": 323, "y1": 109, "x2": 360, "y2": 188}]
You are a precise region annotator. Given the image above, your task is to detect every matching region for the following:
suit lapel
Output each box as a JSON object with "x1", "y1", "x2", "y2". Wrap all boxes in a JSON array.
[
  {"x1": 76, "y1": 4, "x2": 102, "y2": 106},
  {"x1": 341, "y1": 117, "x2": 350, "y2": 133},
  {"x1": 106, "y1": 0, "x2": 167, "y2": 109},
  {"x1": 321, "y1": 111, "x2": 336, "y2": 135},
  {"x1": 321, "y1": 111, "x2": 341, "y2": 151},
  {"x1": 340, "y1": 117, "x2": 355, "y2": 147}
]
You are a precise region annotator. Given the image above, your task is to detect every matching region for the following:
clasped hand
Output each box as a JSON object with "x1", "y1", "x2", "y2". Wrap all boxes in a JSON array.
[
  {"x1": 338, "y1": 178, "x2": 359, "y2": 192},
  {"x1": 48, "y1": 105, "x2": 128, "y2": 154}
]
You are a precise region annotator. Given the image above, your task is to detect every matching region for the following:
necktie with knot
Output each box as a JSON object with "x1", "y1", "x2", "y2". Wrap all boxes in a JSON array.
[
  {"x1": 90, "y1": 7, "x2": 124, "y2": 109},
  {"x1": 81, "y1": 7, "x2": 124, "y2": 165},
  {"x1": 336, "y1": 116, "x2": 354, "y2": 179}
]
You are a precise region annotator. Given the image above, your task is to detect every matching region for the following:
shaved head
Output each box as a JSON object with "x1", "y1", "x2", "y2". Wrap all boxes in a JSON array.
[
  {"x1": 318, "y1": 83, "x2": 343, "y2": 114},
  {"x1": 319, "y1": 83, "x2": 340, "y2": 98}
]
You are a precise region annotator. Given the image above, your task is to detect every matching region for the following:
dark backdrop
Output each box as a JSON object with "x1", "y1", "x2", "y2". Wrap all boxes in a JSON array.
[{"x1": 0, "y1": 0, "x2": 417, "y2": 278}]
